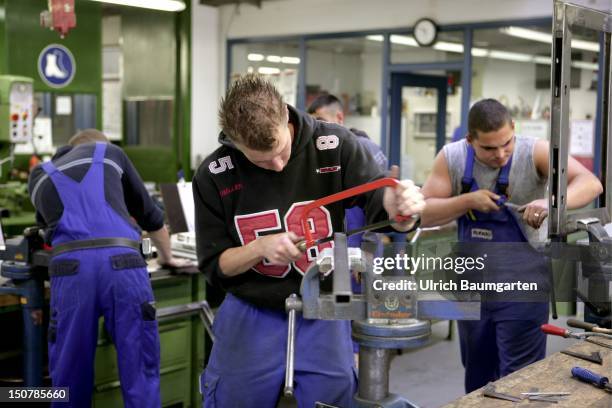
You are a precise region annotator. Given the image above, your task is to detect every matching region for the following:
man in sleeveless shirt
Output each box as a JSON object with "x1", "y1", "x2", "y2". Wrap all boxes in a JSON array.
[
  {"x1": 29, "y1": 129, "x2": 191, "y2": 407},
  {"x1": 420, "y1": 99, "x2": 602, "y2": 392}
]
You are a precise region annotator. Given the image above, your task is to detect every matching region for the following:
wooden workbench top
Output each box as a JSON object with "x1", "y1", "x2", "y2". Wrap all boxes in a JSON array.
[{"x1": 443, "y1": 336, "x2": 612, "y2": 407}]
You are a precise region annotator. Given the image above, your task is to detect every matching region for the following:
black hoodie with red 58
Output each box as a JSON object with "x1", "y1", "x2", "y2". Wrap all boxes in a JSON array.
[{"x1": 192, "y1": 106, "x2": 387, "y2": 310}]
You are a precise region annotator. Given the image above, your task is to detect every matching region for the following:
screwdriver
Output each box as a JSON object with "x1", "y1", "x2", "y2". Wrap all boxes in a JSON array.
[{"x1": 571, "y1": 367, "x2": 612, "y2": 392}]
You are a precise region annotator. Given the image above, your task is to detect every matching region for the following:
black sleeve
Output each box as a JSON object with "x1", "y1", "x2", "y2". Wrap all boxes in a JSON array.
[
  {"x1": 192, "y1": 166, "x2": 235, "y2": 285},
  {"x1": 339, "y1": 132, "x2": 388, "y2": 225},
  {"x1": 116, "y1": 147, "x2": 164, "y2": 232},
  {"x1": 28, "y1": 167, "x2": 47, "y2": 227}
]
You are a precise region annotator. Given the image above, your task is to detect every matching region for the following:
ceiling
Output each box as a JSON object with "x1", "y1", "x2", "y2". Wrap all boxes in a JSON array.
[{"x1": 199, "y1": 0, "x2": 262, "y2": 7}]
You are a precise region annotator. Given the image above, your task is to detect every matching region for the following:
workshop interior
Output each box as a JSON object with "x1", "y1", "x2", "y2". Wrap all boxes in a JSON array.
[{"x1": 0, "y1": 0, "x2": 611, "y2": 407}]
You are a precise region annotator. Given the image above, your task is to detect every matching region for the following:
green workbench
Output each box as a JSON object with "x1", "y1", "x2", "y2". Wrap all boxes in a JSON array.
[{"x1": 1, "y1": 212, "x2": 36, "y2": 237}]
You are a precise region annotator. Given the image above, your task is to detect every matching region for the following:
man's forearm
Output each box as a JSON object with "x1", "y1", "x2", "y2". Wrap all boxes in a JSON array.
[
  {"x1": 218, "y1": 241, "x2": 262, "y2": 277},
  {"x1": 566, "y1": 174, "x2": 604, "y2": 209},
  {"x1": 421, "y1": 195, "x2": 471, "y2": 227},
  {"x1": 148, "y1": 225, "x2": 173, "y2": 263}
]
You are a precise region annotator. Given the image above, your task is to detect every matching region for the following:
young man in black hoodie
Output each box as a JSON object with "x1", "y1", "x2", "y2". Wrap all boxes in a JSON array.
[{"x1": 193, "y1": 75, "x2": 424, "y2": 407}]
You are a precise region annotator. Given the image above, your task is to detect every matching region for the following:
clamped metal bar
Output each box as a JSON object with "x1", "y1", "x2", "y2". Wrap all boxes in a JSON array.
[{"x1": 299, "y1": 177, "x2": 411, "y2": 249}]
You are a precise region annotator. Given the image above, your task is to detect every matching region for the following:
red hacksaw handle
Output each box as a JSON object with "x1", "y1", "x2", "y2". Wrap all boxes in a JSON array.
[
  {"x1": 300, "y1": 177, "x2": 410, "y2": 248},
  {"x1": 541, "y1": 324, "x2": 569, "y2": 337}
]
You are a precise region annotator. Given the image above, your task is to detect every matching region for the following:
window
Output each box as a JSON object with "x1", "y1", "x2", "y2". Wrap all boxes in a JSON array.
[
  {"x1": 390, "y1": 30, "x2": 465, "y2": 64},
  {"x1": 231, "y1": 42, "x2": 300, "y2": 106},
  {"x1": 305, "y1": 36, "x2": 383, "y2": 144}
]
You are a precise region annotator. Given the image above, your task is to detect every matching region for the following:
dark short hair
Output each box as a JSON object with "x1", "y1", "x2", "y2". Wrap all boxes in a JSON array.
[
  {"x1": 468, "y1": 99, "x2": 512, "y2": 139},
  {"x1": 219, "y1": 74, "x2": 286, "y2": 151},
  {"x1": 307, "y1": 93, "x2": 343, "y2": 114},
  {"x1": 68, "y1": 129, "x2": 108, "y2": 146}
]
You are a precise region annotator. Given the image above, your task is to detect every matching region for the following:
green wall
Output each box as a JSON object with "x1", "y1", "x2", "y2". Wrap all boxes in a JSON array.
[
  {"x1": 122, "y1": 8, "x2": 176, "y2": 98},
  {"x1": 0, "y1": 0, "x2": 7, "y2": 74},
  {"x1": 3, "y1": 0, "x2": 101, "y2": 95}
]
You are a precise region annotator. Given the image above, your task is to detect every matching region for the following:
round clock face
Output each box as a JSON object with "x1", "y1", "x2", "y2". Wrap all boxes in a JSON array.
[{"x1": 414, "y1": 18, "x2": 438, "y2": 47}]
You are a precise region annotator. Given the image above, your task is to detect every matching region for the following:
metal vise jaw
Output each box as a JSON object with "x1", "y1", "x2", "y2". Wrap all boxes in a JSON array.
[{"x1": 284, "y1": 233, "x2": 430, "y2": 407}]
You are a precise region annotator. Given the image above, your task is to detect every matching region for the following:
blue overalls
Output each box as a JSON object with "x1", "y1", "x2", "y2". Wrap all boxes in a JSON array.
[
  {"x1": 201, "y1": 294, "x2": 357, "y2": 407},
  {"x1": 456, "y1": 145, "x2": 549, "y2": 393},
  {"x1": 42, "y1": 143, "x2": 160, "y2": 407}
]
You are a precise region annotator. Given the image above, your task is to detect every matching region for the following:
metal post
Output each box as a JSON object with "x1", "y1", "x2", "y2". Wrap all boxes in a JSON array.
[
  {"x1": 284, "y1": 294, "x2": 300, "y2": 397},
  {"x1": 358, "y1": 346, "x2": 391, "y2": 401}
]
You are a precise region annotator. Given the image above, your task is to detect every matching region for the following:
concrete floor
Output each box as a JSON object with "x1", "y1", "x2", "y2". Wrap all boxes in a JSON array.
[{"x1": 278, "y1": 314, "x2": 580, "y2": 408}]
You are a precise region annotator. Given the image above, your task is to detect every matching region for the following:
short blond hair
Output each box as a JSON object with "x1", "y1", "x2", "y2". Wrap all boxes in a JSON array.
[{"x1": 68, "y1": 129, "x2": 109, "y2": 146}]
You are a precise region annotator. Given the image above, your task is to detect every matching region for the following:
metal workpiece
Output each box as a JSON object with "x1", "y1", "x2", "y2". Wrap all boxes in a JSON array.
[{"x1": 332, "y1": 234, "x2": 353, "y2": 303}]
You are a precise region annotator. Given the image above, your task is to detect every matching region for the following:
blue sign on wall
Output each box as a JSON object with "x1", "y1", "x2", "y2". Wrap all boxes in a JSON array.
[{"x1": 38, "y1": 44, "x2": 76, "y2": 88}]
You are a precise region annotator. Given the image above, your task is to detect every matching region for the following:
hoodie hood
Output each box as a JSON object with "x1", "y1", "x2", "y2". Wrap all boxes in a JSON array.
[{"x1": 217, "y1": 105, "x2": 316, "y2": 160}]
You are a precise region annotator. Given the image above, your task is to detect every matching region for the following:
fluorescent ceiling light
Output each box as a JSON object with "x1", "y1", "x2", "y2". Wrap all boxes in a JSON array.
[
  {"x1": 258, "y1": 67, "x2": 280, "y2": 75},
  {"x1": 489, "y1": 50, "x2": 532, "y2": 62},
  {"x1": 501, "y1": 26, "x2": 599, "y2": 52},
  {"x1": 90, "y1": 0, "x2": 186, "y2": 12},
  {"x1": 571, "y1": 39, "x2": 599, "y2": 52},
  {"x1": 249, "y1": 54, "x2": 300, "y2": 64},
  {"x1": 533, "y1": 55, "x2": 551, "y2": 65},
  {"x1": 571, "y1": 60, "x2": 598, "y2": 70},
  {"x1": 266, "y1": 55, "x2": 282, "y2": 63},
  {"x1": 366, "y1": 35, "x2": 418, "y2": 47},
  {"x1": 501, "y1": 27, "x2": 552, "y2": 44},
  {"x1": 391, "y1": 35, "x2": 418, "y2": 47},
  {"x1": 247, "y1": 53, "x2": 264, "y2": 61},
  {"x1": 364, "y1": 32, "x2": 598, "y2": 71},
  {"x1": 366, "y1": 35, "x2": 384, "y2": 42},
  {"x1": 433, "y1": 41, "x2": 464, "y2": 53},
  {"x1": 471, "y1": 47, "x2": 489, "y2": 57},
  {"x1": 281, "y1": 56, "x2": 300, "y2": 64}
]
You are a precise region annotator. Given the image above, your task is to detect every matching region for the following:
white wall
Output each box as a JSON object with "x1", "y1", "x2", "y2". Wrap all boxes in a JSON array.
[
  {"x1": 191, "y1": 3, "x2": 221, "y2": 169},
  {"x1": 307, "y1": 49, "x2": 362, "y2": 97}
]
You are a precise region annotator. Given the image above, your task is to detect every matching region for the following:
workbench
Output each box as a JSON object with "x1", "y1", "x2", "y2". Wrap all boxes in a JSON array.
[{"x1": 443, "y1": 336, "x2": 612, "y2": 407}]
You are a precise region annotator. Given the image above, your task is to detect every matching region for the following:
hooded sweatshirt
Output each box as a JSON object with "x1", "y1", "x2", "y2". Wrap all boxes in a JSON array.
[{"x1": 192, "y1": 106, "x2": 388, "y2": 310}]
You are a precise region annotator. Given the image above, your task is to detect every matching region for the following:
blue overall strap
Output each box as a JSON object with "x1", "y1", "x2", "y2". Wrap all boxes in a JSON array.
[
  {"x1": 495, "y1": 155, "x2": 513, "y2": 198},
  {"x1": 41, "y1": 160, "x2": 58, "y2": 176},
  {"x1": 461, "y1": 145, "x2": 476, "y2": 194}
]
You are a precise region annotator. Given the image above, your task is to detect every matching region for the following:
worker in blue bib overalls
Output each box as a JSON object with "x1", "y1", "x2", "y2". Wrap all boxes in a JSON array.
[
  {"x1": 420, "y1": 99, "x2": 602, "y2": 392},
  {"x1": 28, "y1": 129, "x2": 192, "y2": 407}
]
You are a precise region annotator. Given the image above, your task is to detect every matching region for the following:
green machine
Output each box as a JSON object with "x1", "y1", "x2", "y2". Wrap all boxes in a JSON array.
[
  {"x1": 0, "y1": 75, "x2": 34, "y2": 145},
  {"x1": 0, "y1": 76, "x2": 35, "y2": 230}
]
